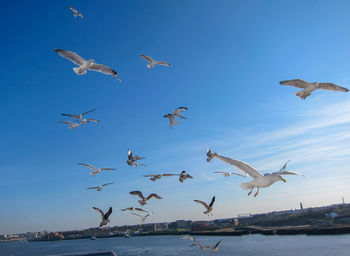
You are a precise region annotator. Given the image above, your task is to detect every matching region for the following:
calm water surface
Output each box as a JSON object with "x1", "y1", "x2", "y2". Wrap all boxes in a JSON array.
[{"x1": 1, "y1": 234, "x2": 350, "y2": 256}]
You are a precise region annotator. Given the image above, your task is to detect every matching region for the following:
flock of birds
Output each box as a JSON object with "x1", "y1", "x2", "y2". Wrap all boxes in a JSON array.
[{"x1": 51, "y1": 6, "x2": 350, "y2": 252}]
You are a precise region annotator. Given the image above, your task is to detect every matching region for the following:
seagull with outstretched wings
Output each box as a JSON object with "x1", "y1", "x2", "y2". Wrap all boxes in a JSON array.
[
  {"x1": 58, "y1": 121, "x2": 79, "y2": 130},
  {"x1": 86, "y1": 182, "x2": 114, "y2": 191},
  {"x1": 77, "y1": 163, "x2": 115, "y2": 176},
  {"x1": 140, "y1": 54, "x2": 171, "y2": 69},
  {"x1": 93, "y1": 207, "x2": 112, "y2": 227},
  {"x1": 54, "y1": 49, "x2": 121, "y2": 82},
  {"x1": 68, "y1": 6, "x2": 83, "y2": 19},
  {"x1": 280, "y1": 79, "x2": 348, "y2": 99},
  {"x1": 194, "y1": 196, "x2": 215, "y2": 216},
  {"x1": 129, "y1": 190, "x2": 162, "y2": 206}
]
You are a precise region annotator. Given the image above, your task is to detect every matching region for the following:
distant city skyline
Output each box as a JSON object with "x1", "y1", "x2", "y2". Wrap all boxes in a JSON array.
[{"x1": 2, "y1": 0, "x2": 350, "y2": 234}]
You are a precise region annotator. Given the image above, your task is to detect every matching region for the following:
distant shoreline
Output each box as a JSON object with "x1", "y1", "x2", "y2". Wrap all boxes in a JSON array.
[{"x1": 24, "y1": 225, "x2": 350, "y2": 242}]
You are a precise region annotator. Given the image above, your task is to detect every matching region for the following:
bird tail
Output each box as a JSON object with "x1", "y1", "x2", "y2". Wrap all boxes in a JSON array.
[
  {"x1": 296, "y1": 91, "x2": 310, "y2": 100},
  {"x1": 73, "y1": 67, "x2": 86, "y2": 75},
  {"x1": 240, "y1": 182, "x2": 253, "y2": 190}
]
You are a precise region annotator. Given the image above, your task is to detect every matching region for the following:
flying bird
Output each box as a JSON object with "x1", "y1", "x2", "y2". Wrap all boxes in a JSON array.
[
  {"x1": 213, "y1": 171, "x2": 245, "y2": 177},
  {"x1": 68, "y1": 6, "x2": 83, "y2": 19},
  {"x1": 54, "y1": 49, "x2": 121, "y2": 82},
  {"x1": 77, "y1": 163, "x2": 115, "y2": 176},
  {"x1": 140, "y1": 54, "x2": 171, "y2": 69},
  {"x1": 58, "y1": 121, "x2": 79, "y2": 130},
  {"x1": 280, "y1": 79, "x2": 348, "y2": 99},
  {"x1": 194, "y1": 196, "x2": 215, "y2": 216},
  {"x1": 127, "y1": 149, "x2": 145, "y2": 167},
  {"x1": 182, "y1": 235, "x2": 196, "y2": 242},
  {"x1": 164, "y1": 107, "x2": 188, "y2": 128},
  {"x1": 93, "y1": 207, "x2": 112, "y2": 227},
  {"x1": 121, "y1": 207, "x2": 149, "y2": 213},
  {"x1": 131, "y1": 212, "x2": 153, "y2": 223},
  {"x1": 179, "y1": 170, "x2": 193, "y2": 183},
  {"x1": 143, "y1": 173, "x2": 178, "y2": 182},
  {"x1": 206, "y1": 149, "x2": 305, "y2": 197},
  {"x1": 86, "y1": 182, "x2": 114, "y2": 191},
  {"x1": 129, "y1": 191, "x2": 162, "y2": 206},
  {"x1": 205, "y1": 240, "x2": 222, "y2": 252},
  {"x1": 61, "y1": 108, "x2": 96, "y2": 121}
]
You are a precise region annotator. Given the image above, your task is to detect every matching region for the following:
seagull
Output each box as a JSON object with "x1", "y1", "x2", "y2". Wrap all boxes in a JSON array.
[
  {"x1": 164, "y1": 107, "x2": 188, "y2": 128},
  {"x1": 93, "y1": 207, "x2": 112, "y2": 227},
  {"x1": 179, "y1": 170, "x2": 193, "y2": 183},
  {"x1": 54, "y1": 49, "x2": 121, "y2": 82},
  {"x1": 127, "y1": 149, "x2": 145, "y2": 167},
  {"x1": 61, "y1": 108, "x2": 96, "y2": 121},
  {"x1": 213, "y1": 171, "x2": 246, "y2": 177},
  {"x1": 205, "y1": 240, "x2": 222, "y2": 252},
  {"x1": 129, "y1": 191, "x2": 162, "y2": 206},
  {"x1": 77, "y1": 163, "x2": 115, "y2": 176},
  {"x1": 206, "y1": 149, "x2": 305, "y2": 197},
  {"x1": 142, "y1": 173, "x2": 178, "y2": 182},
  {"x1": 182, "y1": 235, "x2": 196, "y2": 242},
  {"x1": 86, "y1": 182, "x2": 114, "y2": 192},
  {"x1": 131, "y1": 212, "x2": 153, "y2": 223},
  {"x1": 68, "y1": 6, "x2": 83, "y2": 19},
  {"x1": 194, "y1": 196, "x2": 215, "y2": 216},
  {"x1": 163, "y1": 114, "x2": 181, "y2": 128},
  {"x1": 58, "y1": 121, "x2": 79, "y2": 130},
  {"x1": 121, "y1": 207, "x2": 149, "y2": 213},
  {"x1": 140, "y1": 54, "x2": 171, "y2": 69},
  {"x1": 280, "y1": 79, "x2": 348, "y2": 99}
]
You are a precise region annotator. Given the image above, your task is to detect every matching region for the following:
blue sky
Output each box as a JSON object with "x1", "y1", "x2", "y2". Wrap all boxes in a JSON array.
[{"x1": 2, "y1": 0, "x2": 350, "y2": 234}]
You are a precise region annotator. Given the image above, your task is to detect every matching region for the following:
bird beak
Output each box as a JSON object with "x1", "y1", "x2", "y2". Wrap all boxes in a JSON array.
[{"x1": 281, "y1": 177, "x2": 286, "y2": 183}]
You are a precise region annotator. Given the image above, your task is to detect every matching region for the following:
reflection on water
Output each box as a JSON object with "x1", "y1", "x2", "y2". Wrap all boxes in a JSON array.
[{"x1": 1, "y1": 234, "x2": 350, "y2": 256}]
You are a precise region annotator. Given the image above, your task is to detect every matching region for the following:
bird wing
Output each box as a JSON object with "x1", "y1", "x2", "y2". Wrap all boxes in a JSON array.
[
  {"x1": 143, "y1": 174, "x2": 156, "y2": 177},
  {"x1": 135, "y1": 208, "x2": 147, "y2": 212},
  {"x1": 173, "y1": 107, "x2": 187, "y2": 116},
  {"x1": 279, "y1": 79, "x2": 310, "y2": 89},
  {"x1": 182, "y1": 236, "x2": 196, "y2": 242},
  {"x1": 93, "y1": 207, "x2": 104, "y2": 220},
  {"x1": 213, "y1": 171, "x2": 227, "y2": 174},
  {"x1": 121, "y1": 208, "x2": 131, "y2": 211},
  {"x1": 86, "y1": 118, "x2": 100, "y2": 122},
  {"x1": 214, "y1": 154, "x2": 263, "y2": 179},
  {"x1": 101, "y1": 182, "x2": 114, "y2": 187},
  {"x1": 157, "y1": 61, "x2": 171, "y2": 67},
  {"x1": 82, "y1": 108, "x2": 96, "y2": 116},
  {"x1": 86, "y1": 186, "x2": 99, "y2": 190},
  {"x1": 140, "y1": 54, "x2": 155, "y2": 63},
  {"x1": 100, "y1": 168, "x2": 116, "y2": 171},
  {"x1": 147, "y1": 193, "x2": 162, "y2": 200},
  {"x1": 130, "y1": 191, "x2": 145, "y2": 199},
  {"x1": 131, "y1": 213, "x2": 143, "y2": 218},
  {"x1": 317, "y1": 83, "x2": 349, "y2": 92},
  {"x1": 194, "y1": 200, "x2": 209, "y2": 209},
  {"x1": 230, "y1": 172, "x2": 246, "y2": 177},
  {"x1": 77, "y1": 163, "x2": 97, "y2": 170},
  {"x1": 214, "y1": 240, "x2": 222, "y2": 249},
  {"x1": 162, "y1": 174, "x2": 177, "y2": 176},
  {"x1": 104, "y1": 207, "x2": 112, "y2": 219},
  {"x1": 128, "y1": 150, "x2": 133, "y2": 160},
  {"x1": 68, "y1": 6, "x2": 76, "y2": 12},
  {"x1": 61, "y1": 113, "x2": 80, "y2": 119},
  {"x1": 89, "y1": 63, "x2": 118, "y2": 76},
  {"x1": 208, "y1": 196, "x2": 215, "y2": 207},
  {"x1": 58, "y1": 121, "x2": 74, "y2": 125},
  {"x1": 273, "y1": 170, "x2": 305, "y2": 177},
  {"x1": 279, "y1": 160, "x2": 291, "y2": 172},
  {"x1": 54, "y1": 49, "x2": 85, "y2": 65}
]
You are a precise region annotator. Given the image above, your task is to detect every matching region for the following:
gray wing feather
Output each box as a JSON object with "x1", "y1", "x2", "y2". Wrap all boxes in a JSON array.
[
  {"x1": 55, "y1": 49, "x2": 85, "y2": 65},
  {"x1": 279, "y1": 79, "x2": 309, "y2": 89},
  {"x1": 89, "y1": 63, "x2": 118, "y2": 76},
  {"x1": 318, "y1": 83, "x2": 349, "y2": 92}
]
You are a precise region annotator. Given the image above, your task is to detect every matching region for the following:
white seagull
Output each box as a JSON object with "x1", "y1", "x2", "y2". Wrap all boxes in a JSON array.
[
  {"x1": 54, "y1": 49, "x2": 121, "y2": 82},
  {"x1": 61, "y1": 108, "x2": 99, "y2": 125},
  {"x1": 164, "y1": 107, "x2": 188, "y2": 128},
  {"x1": 213, "y1": 171, "x2": 246, "y2": 177},
  {"x1": 93, "y1": 207, "x2": 112, "y2": 227},
  {"x1": 163, "y1": 114, "x2": 181, "y2": 128},
  {"x1": 280, "y1": 79, "x2": 348, "y2": 99},
  {"x1": 131, "y1": 212, "x2": 153, "y2": 223},
  {"x1": 194, "y1": 196, "x2": 215, "y2": 216},
  {"x1": 68, "y1": 6, "x2": 83, "y2": 19},
  {"x1": 129, "y1": 191, "x2": 162, "y2": 206},
  {"x1": 86, "y1": 182, "x2": 114, "y2": 191},
  {"x1": 140, "y1": 54, "x2": 171, "y2": 69},
  {"x1": 58, "y1": 121, "x2": 79, "y2": 130},
  {"x1": 206, "y1": 149, "x2": 305, "y2": 197},
  {"x1": 77, "y1": 163, "x2": 116, "y2": 176}
]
